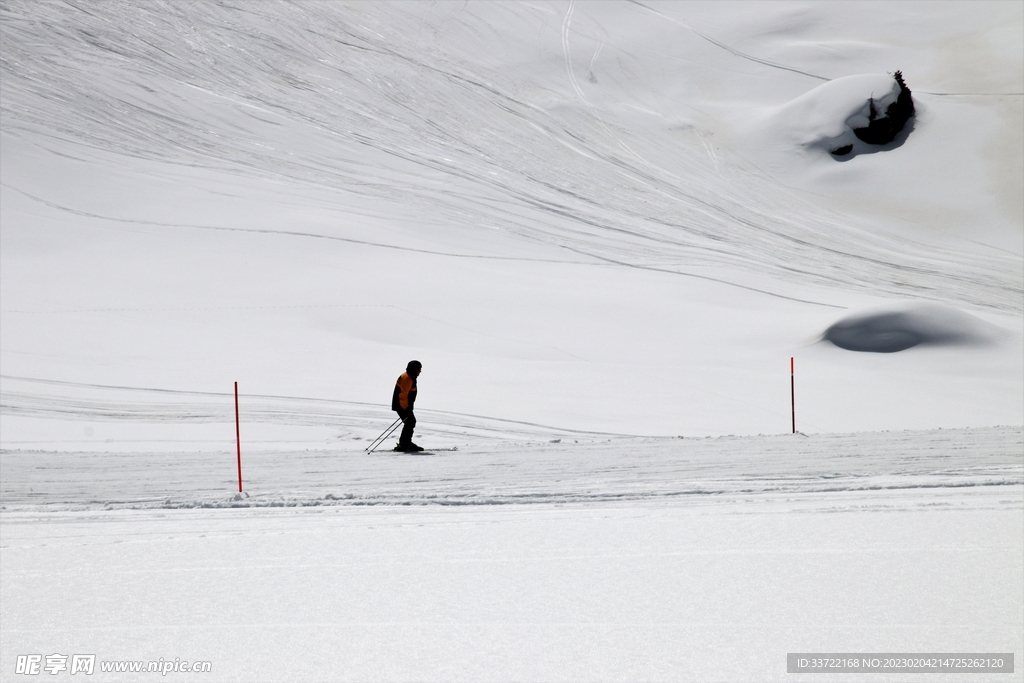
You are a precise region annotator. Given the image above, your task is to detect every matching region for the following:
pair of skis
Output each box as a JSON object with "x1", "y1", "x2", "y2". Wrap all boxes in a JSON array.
[
  {"x1": 363, "y1": 417, "x2": 457, "y2": 454},
  {"x1": 388, "y1": 446, "x2": 459, "y2": 455}
]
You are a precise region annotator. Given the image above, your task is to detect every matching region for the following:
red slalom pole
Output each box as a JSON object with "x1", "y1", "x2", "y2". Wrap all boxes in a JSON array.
[
  {"x1": 790, "y1": 358, "x2": 798, "y2": 432},
  {"x1": 234, "y1": 381, "x2": 243, "y2": 492}
]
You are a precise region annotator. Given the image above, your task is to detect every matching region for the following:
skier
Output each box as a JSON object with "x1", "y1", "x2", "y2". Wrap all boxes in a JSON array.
[{"x1": 392, "y1": 360, "x2": 423, "y2": 452}]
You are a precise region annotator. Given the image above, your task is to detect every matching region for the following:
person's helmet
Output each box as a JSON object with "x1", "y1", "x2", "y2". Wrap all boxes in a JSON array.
[{"x1": 407, "y1": 360, "x2": 422, "y2": 372}]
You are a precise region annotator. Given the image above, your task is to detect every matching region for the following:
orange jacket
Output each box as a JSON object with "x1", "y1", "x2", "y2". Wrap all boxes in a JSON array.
[{"x1": 392, "y1": 372, "x2": 417, "y2": 411}]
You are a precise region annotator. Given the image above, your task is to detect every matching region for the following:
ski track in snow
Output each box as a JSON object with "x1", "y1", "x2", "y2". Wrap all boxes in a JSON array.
[
  {"x1": 0, "y1": 373, "x2": 625, "y2": 440},
  {"x1": 1, "y1": 1, "x2": 1020, "y2": 313},
  {"x1": 2, "y1": 426, "x2": 1020, "y2": 512}
]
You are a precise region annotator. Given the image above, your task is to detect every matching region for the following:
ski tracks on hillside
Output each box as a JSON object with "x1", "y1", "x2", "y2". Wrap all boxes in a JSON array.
[{"x1": 2, "y1": 1, "x2": 1019, "y2": 313}]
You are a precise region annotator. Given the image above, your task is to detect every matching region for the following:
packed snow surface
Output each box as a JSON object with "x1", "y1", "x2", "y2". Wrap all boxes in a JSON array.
[
  {"x1": 1, "y1": 1, "x2": 1022, "y2": 681},
  {"x1": 2, "y1": 427, "x2": 1022, "y2": 682}
]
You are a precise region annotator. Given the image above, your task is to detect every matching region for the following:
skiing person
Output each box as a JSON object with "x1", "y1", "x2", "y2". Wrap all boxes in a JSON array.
[{"x1": 392, "y1": 360, "x2": 423, "y2": 452}]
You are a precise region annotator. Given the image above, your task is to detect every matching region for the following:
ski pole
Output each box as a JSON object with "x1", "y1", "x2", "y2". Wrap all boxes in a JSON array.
[
  {"x1": 367, "y1": 418, "x2": 403, "y2": 453},
  {"x1": 365, "y1": 418, "x2": 401, "y2": 452},
  {"x1": 365, "y1": 417, "x2": 403, "y2": 453}
]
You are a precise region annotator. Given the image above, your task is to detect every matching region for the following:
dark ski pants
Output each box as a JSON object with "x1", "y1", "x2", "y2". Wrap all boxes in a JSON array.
[{"x1": 396, "y1": 408, "x2": 416, "y2": 445}]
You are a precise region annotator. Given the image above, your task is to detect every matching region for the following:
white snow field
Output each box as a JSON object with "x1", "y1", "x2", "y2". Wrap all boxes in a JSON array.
[{"x1": 1, "y1": 1, "x2": 1022, "y2": 681}]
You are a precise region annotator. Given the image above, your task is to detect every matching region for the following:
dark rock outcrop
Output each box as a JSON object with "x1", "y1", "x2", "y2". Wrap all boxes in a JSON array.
[{"x1": 852, "y1": 71, "x2": 915, "y2": 146}]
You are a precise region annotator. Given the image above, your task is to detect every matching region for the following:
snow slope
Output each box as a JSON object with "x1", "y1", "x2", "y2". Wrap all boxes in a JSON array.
[{"x1": 2, "y1": 0, "x2": 1021, "y2": 440}]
